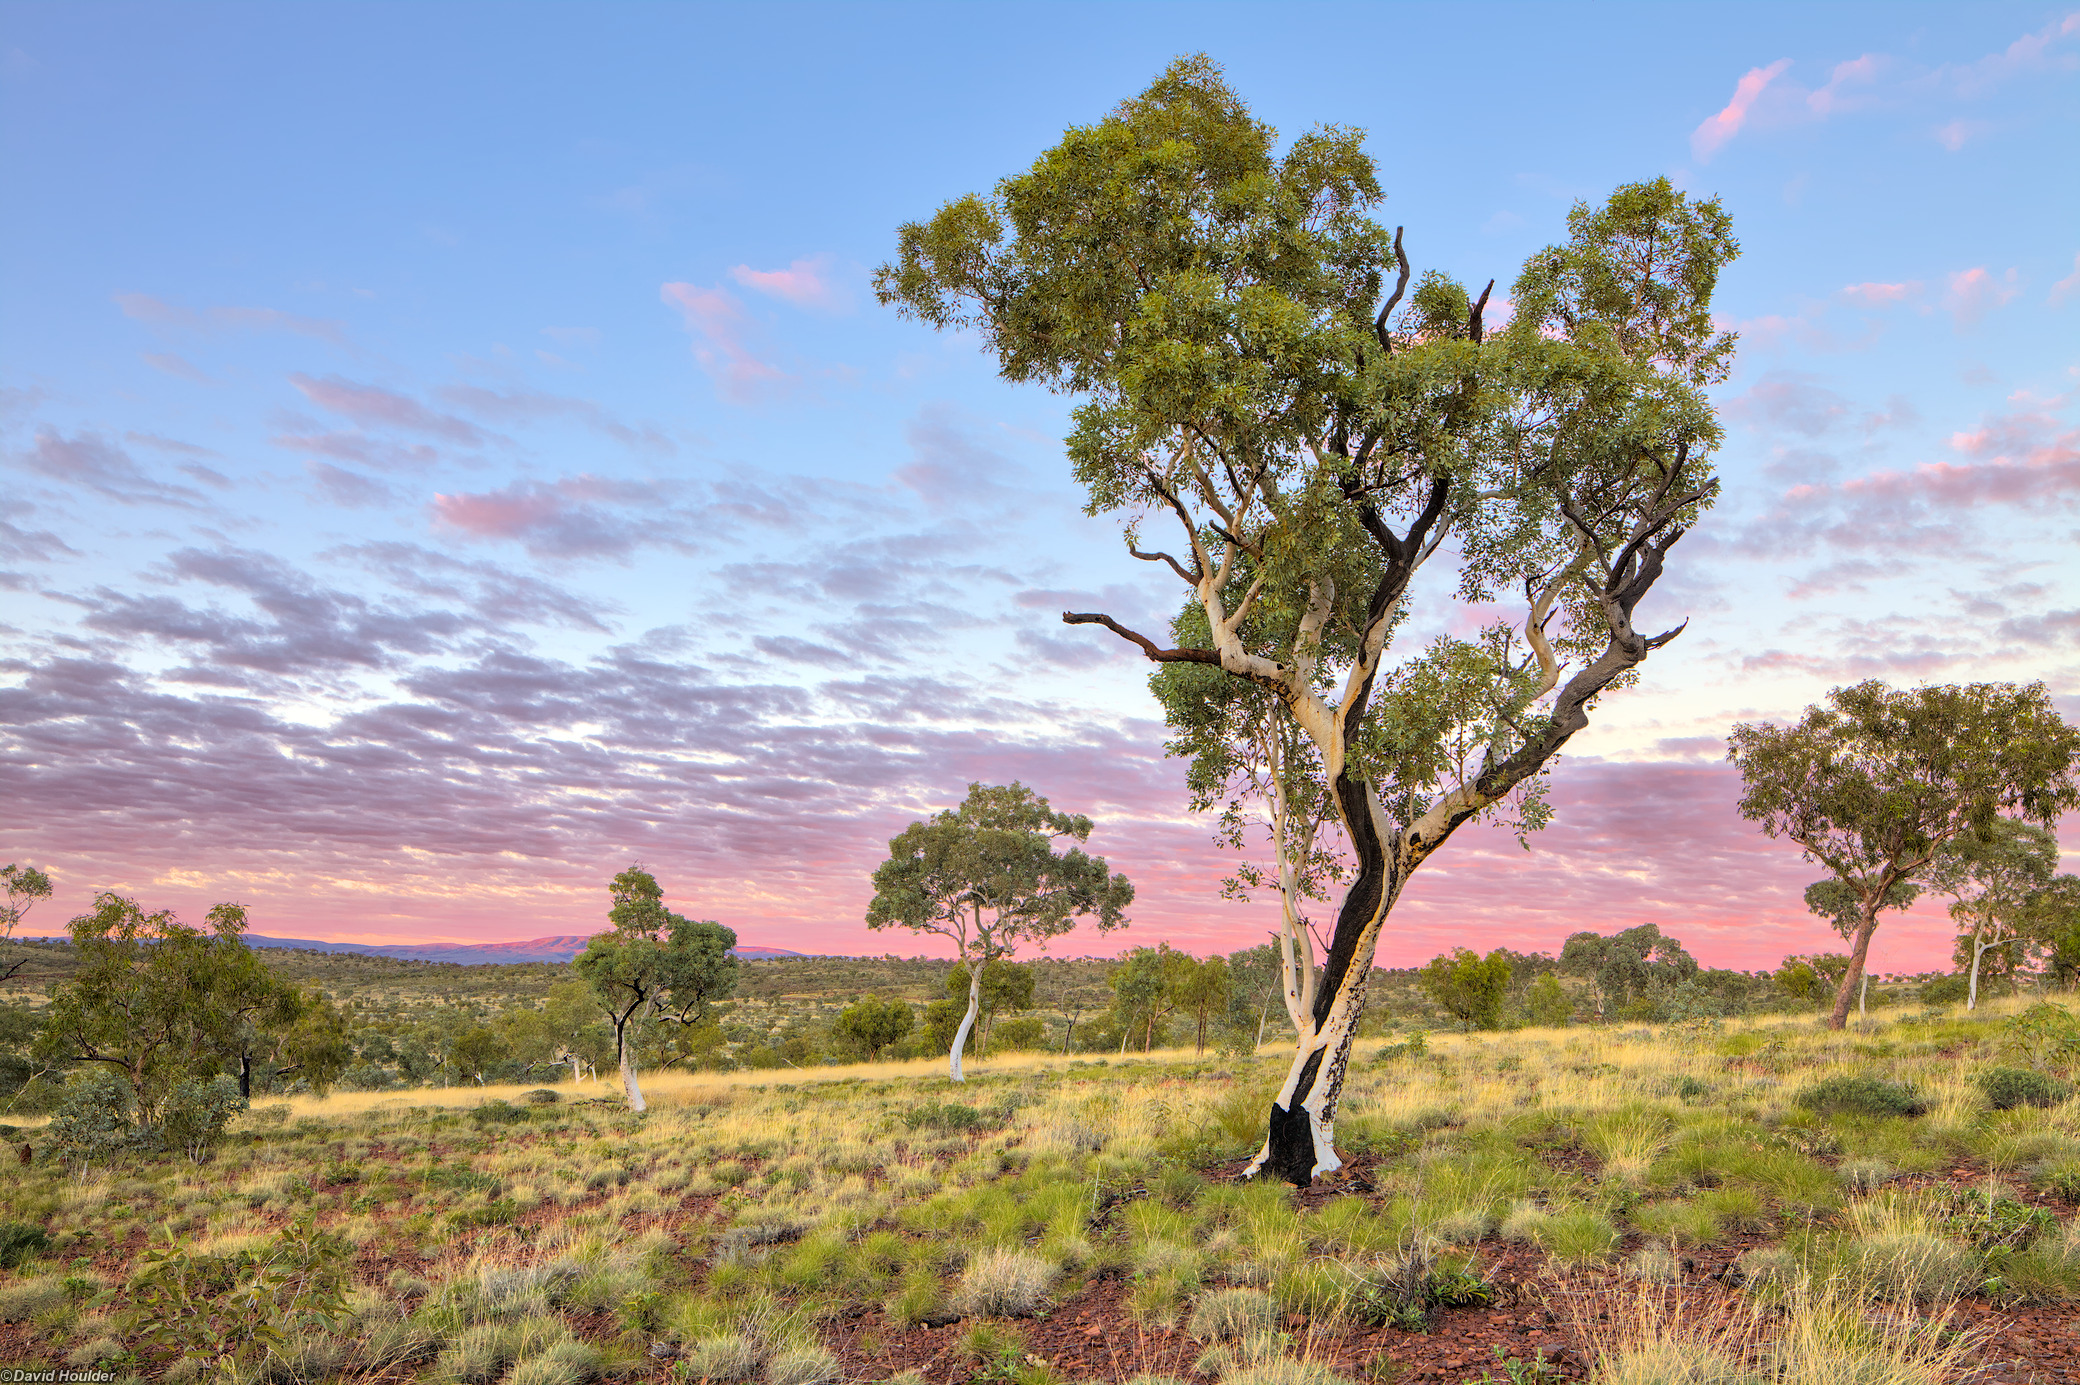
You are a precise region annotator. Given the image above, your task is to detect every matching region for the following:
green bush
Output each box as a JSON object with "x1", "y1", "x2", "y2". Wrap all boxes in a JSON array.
[
  {"x1": 0, "y1": 1221, "x2": 50, "y2": 1269},
  {"x1": 470, "y1": 1100, "x2": 531, "y2": 1126},
  {"x1": 1793, "y1": 1074, "x2": 1927, "y2": 1118},
  {"x1": 158, "y1": 1075, "x2": 247, "y2": 1163},
  {"x1": 522, "y1": 1089, "x2": 561, "y2": 1105},
  {"x1": 48, "y1": 1067, "x2": 143, "y2": 1167},
  {"x1": 902, "y1": 1101, "x2": 987, "y2": 1132},
  {"x1": 1977, "y1": 1066, "x2": 2073, "y2": 1111}
]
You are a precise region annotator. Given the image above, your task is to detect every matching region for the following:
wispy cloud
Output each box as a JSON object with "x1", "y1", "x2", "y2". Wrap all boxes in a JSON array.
[
  {"x1": 1945, "y1": 266, "x2": 2019, "y2": 326},
  {"x1": 116, "y1": 293, "x2": 349, "y2": 346},
  {"x1": 2050, "y1": 253, "x2": 2080, "y2": 306},
  {"x1": 731, "y1": 254, "x2": 847, "y2": 312},
  {"x1": 288, "y1": 374, "x2": 487, "y2": 445},
  {"x1": 659, "y1": 282, "x2": 792, "y2": 402},
  {"x1": 1692, "y1": 58, "x2": 1792, "y2": 161},
  {"x1": 13, "y1": 431, "x2": 207, "y2": 508}
]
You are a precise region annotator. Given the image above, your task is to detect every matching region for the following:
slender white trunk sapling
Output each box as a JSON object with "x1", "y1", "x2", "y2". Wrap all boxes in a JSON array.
[{"x1": 948, "y1": 951, "x2": 984, "y2": 1082}]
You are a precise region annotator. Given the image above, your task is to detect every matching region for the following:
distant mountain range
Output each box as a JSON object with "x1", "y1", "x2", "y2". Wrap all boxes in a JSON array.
[{"x1": 237, "y1": 934, "x2": 807, "y2": 965}]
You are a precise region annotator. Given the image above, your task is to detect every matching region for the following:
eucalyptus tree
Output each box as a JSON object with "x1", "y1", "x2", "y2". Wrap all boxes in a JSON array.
[
  {"x1": 1152, "y1": 608, "x2": 1343, "y2": 1063},
  {"x1": 1729, "y1": 680, "x2": 2080, "y2": 1029},
  {"x1": 865, "y1": 782, "x2": 1132, "y2": 1080},
  {"x1": 1928, "y1": 819, "x2": 2061, "y2": 1010},
  {"x1": 573, "y1": 866, "x2": 739, "y2": 1111},
  {"x1": 879, "y1": 57, "x2": 1733, "y2": 1182},
  {"x1": 1, "y1": 864, "x2": 52, "y2": 985}
]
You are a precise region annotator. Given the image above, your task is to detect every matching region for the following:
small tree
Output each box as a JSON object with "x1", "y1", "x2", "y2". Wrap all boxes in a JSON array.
[
  {"x1": 1, "y1": 864, "x2": 51, "y2": 984},
  {"x1": 1926, "y1": 819, "x2": 2060, "y2": 1010},
  {"x1": 1174, "y1": 954, "x2": 1234, "y2": 1055},
  {"x1": 573, "y1": 866, "x2": 740, "y2": 1111},
  {"x1": 866, "y1": 783, "x2": 1132, "y2": 1080},
  {"x1": 834, "y1": 995, "x2": 915, "y2": 1060},
  {"x1": 1420, "y1": 948, "x2": 1511, "y2": 1031},
  {"x1": 1729, "y1": 681, "x2": 2080, "y2": 1029},
  {"x1": 1107, "y1": 943, "x2": 1195, "y2": 1052},
  {"x1": 1524, "y1": 972, "x2": 1574, "y2": 1027},
  {"x1": 36, "y1": 894, "x2": 313, "y2": 1120},
  {"x1": 1557, "y1": 923, "x2": 1697, "y2": 1020}
]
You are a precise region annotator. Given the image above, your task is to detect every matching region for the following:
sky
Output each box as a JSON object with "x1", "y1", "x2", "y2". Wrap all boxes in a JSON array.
[{"x1": 2, "y1": 2, "x2": 2077, "y2": 974}]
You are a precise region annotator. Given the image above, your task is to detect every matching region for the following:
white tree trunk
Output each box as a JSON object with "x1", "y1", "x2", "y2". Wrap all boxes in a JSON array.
[
  {"x1": 619, "y1": 1040, "x2": 646, "y2": 1112},
  {"x1": 948, "y1": 960, "x2": 983, "y2": 1082}
]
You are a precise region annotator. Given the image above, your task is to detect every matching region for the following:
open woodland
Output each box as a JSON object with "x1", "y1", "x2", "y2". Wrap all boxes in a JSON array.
[{"x1": 3, "y1": 986, "x2": 2080, "y2": 1384}]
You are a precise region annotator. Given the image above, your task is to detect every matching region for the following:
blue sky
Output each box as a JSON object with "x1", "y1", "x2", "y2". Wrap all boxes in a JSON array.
[{"x1": 3, "y1": 2, "x2": 2076, "y2": 971}]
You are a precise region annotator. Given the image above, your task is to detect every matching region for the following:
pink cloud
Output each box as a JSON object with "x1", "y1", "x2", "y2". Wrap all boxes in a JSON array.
[
  {"x1": 1940, "y1": 11, "x2": 2080, "y2": 97},
  {"x1": 288, "y1": 374, "x2": 486, "y2": 445},
  {"x1": 1806, "y1": 53, "x2": 1883, "y2": 115},
  {"x1": 430, "y1": 475, "x2": 685, "y2": 557},
  {"x1": 1933, "y1": 118, "x2": 1992, "y2": 151},
  {"x1": 1945, "y1": 267, "x2": 2020, "y2": 325},
  {"x1": 731, "y1": 254, "x2": 845, "y2": 312},
  {"x1": 141, "y1": 351, "x2": 213, "y2": 383},
  {"x1": 1840, "y1": 281, "x2": 1922, "y2": 307},
  {"x1": 1692, "y1": 58, "x2": 1792, "y2": 161},
  {"x1": 116, "y1": 293, "x2": 348, "y2": 346},
  {"x1": 659, "y1": 282, "x2": 792, "y2": 402},
  {"x1": 2050, "y1": 253, "x2": 2080, "y2": 306}
]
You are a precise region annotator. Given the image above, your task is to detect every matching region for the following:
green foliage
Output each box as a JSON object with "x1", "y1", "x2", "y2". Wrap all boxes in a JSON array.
[
  {"x1": 1730, "y1": 680, "x2": 2080, "y2": 1027},
  {"x1": 1976, "y1": 1065, "x2": 2072, "y2": 1110},
  {"x1": 0, "y1": 1220, "x2": 50, "y2": 1269},
  {"x1": 124, "y1": 1212, "x2": 351, "y2": 1379},
  {"x1": 1522, "y1": 972, "x2": 1573, "y2": 1027},
  {"x1": 902, "y1": 1101, "x2": 988, "y2": 1133},
  {"x1": 1, "y1": 862, "x2": 53, "y2": 939},
  {"x1": 990, "y1": 1015, "x2": 1047, "y2": 1052},
  {"x1": 833, "y1": 995, "x2": 915, "y2": 1060},
  {"x1": 36, "y1": 894, "x2": 310, "y2": 1120},
  {"x1": 1558, "y1": 924, "x2": 1697, "y2": 1020},
  {"x1": 159, "y1": 1074, "x2": 247, "y2": 1163},
  {"x1": 1793, "y1": 1075, "x2": 1928, "y2": 1118},
  {"x1": 1420, "y1": 948, "x2": 1511, "y2": 1031},
  {"x1": 2000, "y1": 1002, "x2": 2080, "y2": 1074},
  {"x1": 47, "y1": 1066, "x2": 143, "y2": 1168},
  {"x1": 574, "y1": 865, "x2": 739, "y2": 1107}
]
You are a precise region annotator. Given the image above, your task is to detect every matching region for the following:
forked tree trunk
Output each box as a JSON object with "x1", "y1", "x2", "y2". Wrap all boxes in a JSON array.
[
  {"x1": 948, "y1": 961, "x2": 984, "y2": 1081},
  {"x1": 1248, "y1": 776, "x2": 1399, "y2": 1185}
]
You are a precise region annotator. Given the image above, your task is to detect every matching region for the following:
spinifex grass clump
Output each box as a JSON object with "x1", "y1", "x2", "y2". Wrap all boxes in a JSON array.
[
  {"x1": 1975, "y1": 1066, "x2": 2071, "y2": 1110},
  {"x1": 1793, "y1": 1075, "x2": 1928, "y2": 1118}
]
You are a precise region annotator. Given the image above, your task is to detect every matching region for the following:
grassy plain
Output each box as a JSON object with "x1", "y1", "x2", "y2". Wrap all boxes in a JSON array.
[{"x1": 3, "y1": 998, "x2": 2078, "y2": 1385}]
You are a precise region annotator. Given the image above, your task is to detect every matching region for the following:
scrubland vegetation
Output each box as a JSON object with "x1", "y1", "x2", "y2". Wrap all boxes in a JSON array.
[{"x1": 4, "y1": 992, "x2": 2078, "y2": 1384}]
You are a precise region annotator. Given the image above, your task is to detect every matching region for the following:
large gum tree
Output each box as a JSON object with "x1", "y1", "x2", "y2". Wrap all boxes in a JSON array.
[{"x1": 878, "y1": 57, "x2": 1734, "y2": 1184}]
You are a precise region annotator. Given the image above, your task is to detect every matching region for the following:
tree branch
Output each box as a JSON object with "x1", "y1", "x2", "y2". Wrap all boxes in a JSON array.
[
  {"x1": 1467, "y1": 279, "x2": 1494, "y2": 344},
  {"x1": 1373, "y1": 226, "x2": 1410, "y2": 355},
  {"x1": 1128, "y1": 546, "x2": 1199, "y2": 584},
  {"x1": 1062, "y1": 612, "x2": 1222, "y2": 664}
]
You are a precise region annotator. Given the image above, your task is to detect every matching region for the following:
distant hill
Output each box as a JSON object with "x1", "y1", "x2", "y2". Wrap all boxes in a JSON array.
[{"x1": 242, "y1": 935, "x2": 807, "y2": 965}]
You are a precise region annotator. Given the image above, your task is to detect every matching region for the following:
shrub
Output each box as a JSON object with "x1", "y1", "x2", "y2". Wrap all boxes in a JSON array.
[
  {"x1": 1849, "y1": 1232, "x2": 1977, "y2": 1304},
  {"x1": 1187, "y1": 1287, "x2": 1278, "y2": 1343},
  {"x1": 0, "y1": 1220, "x2": 51, "y2": 1269},
  {"x1": 2001, "y1": 1003, "x2": 2080, "y2": 1074},
  {"x1": 523, "y1": 1089, "x2": 561, "y2": 1105},
  {"x1": 1977, "y1": 1066, "x2": 2072, "y2": 1110},
  {"x1": 471, "y1": 1100, "x2": 531, "y2": 1126},
  {"x1": 950, "y1": 1249, "x2": 1056, "y2": 1317},
  {"x1": 902, "y1": 1102, "x2": 988, "y2": 1132},
  {"x1": 159, "y1": 1075, "x2": 247, "y2": 1163},
  {"x1": 1792, "y1": 1074, "x2": 1927, "y2": 1118},
  {"x1": 681, "y1": 1334, "x2": 762, "y2": 1381},
  {"x1": 764, "y1": 1346, "x2": 840, "y2": 1385},
  {"x1": 509, "y1": 1340, "x2": 605, "y2": 1385},
  {"x1": 47, "y1": 1068, "x2": 142, "y2": 1168}
]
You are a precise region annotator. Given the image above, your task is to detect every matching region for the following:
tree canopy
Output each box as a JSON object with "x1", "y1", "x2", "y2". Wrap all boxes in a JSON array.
[
  {"x1": 573, "y1": 865, "x2": 739, "y2": 1111},
  {"x1": 880, "y1": 55, "x2": 1732, "y2": 1183},
  {"x1": 866, "y1": 781, "x2": 1131, "y2": 1079},
  {"x1": 1729, "y1": 680, "x2": 2080, "y2": 1028}
]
